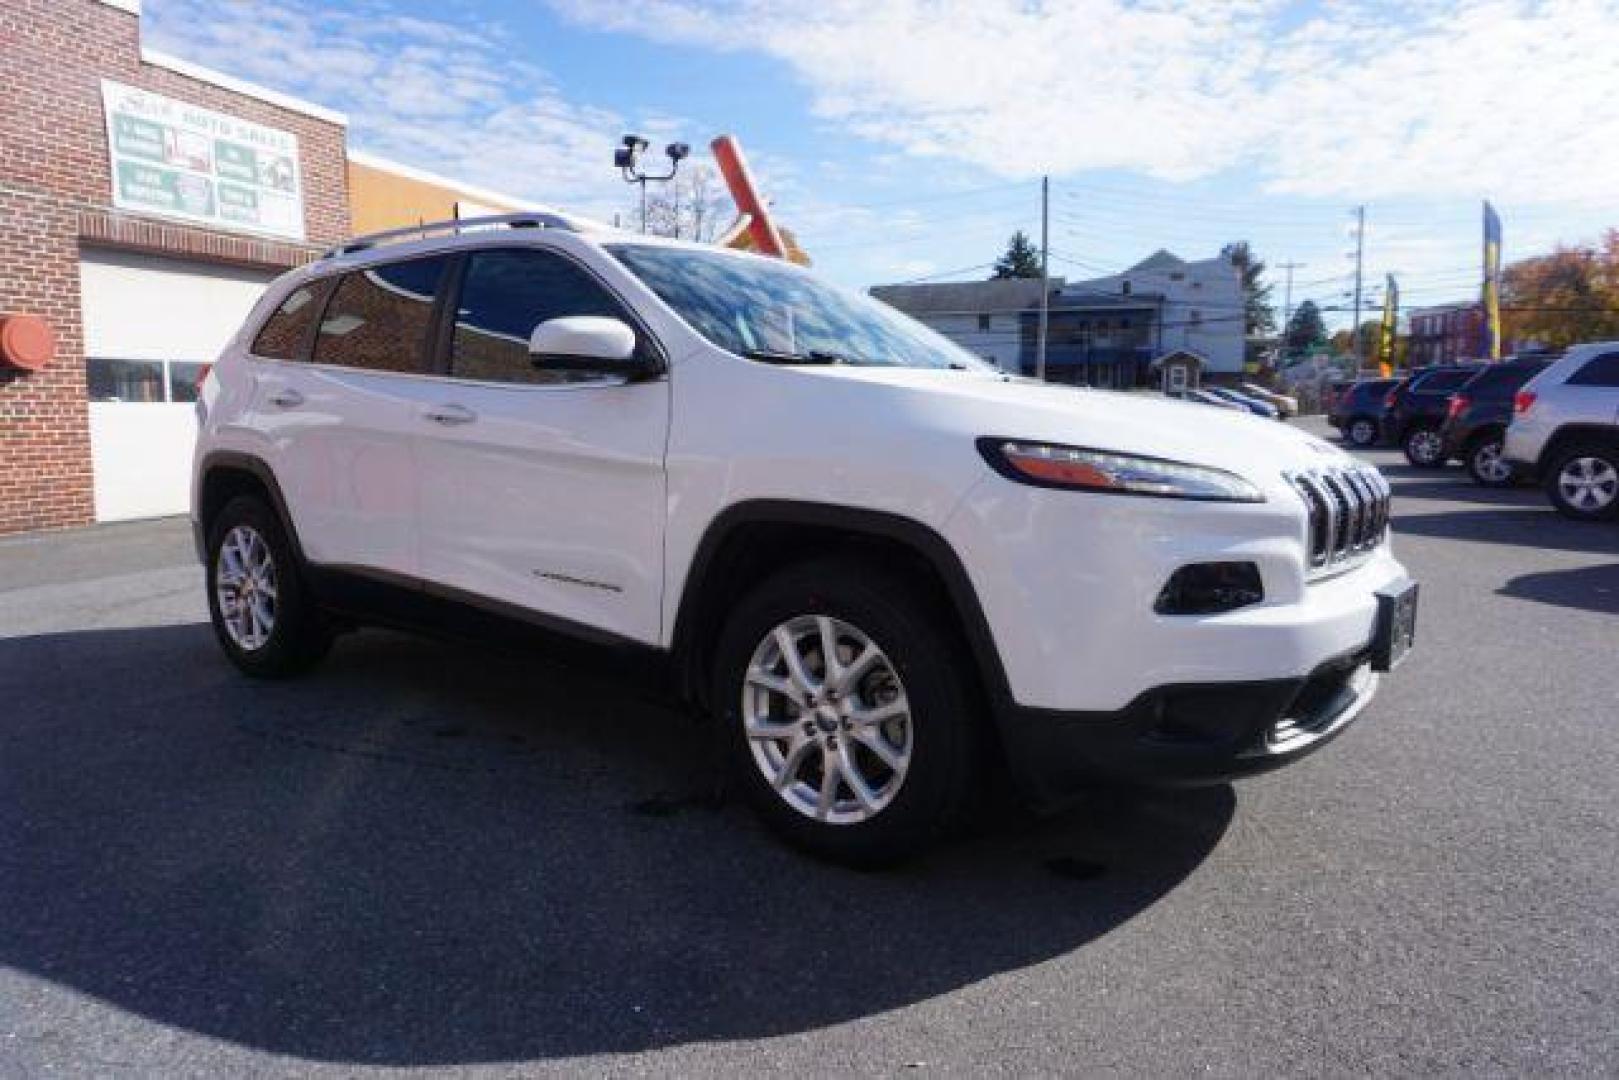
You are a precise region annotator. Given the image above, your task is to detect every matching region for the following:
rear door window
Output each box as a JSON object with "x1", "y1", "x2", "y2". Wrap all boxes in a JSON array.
[
  {"x1": 312, "y1": 256, "x2": 449, "y2": 374},
  {"x1": 1568, "y1": 351, "x2": 1619, "y2": 387}
]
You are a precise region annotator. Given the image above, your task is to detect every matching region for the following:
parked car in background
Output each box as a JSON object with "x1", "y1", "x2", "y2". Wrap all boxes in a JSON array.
[
  {"x1": 1328, "y1": 378, "x2": 1398, "y2": 447},
  {"x1": 1180, "y1": 388, "x2": 1247, "y2": 411},
  {"x1": 1206, "y1": 386, "x2": 1281, "y2": 419},
  {"x1": 1242, "y1": 382, "x2": 1298, "y2": 417},
  {"x1": 1439, "y1": 357, "x2": 1554, "y2": 487},
  {"x1": 1503, "y1": 343, "x2": 1619, "y2": 521},
  {"x1": 1383, "y1": 365, "x2": 1484, "y2": 467},
  {"x1": 1323, "y1": 378, "x2": 1354, "y2": 416}
]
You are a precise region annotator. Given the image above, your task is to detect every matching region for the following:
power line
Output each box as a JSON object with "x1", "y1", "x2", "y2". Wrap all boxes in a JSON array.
[
  {"x1": 884, "y1": 261, "x2": 999, "y2": 285},
  {"x1": 828, "y1": 179, "x2": 1038, "y2": 213}
]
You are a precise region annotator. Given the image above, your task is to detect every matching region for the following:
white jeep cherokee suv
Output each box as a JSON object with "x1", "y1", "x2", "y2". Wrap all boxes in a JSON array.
[{"x1": 193, "y1": 213, "x2": 1418, "y2": 864}]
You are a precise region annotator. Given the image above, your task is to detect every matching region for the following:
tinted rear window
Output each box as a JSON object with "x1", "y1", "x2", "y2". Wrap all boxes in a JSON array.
[
  {"x1": 1466, "y1": 363, "x2": 1547, "y2": 396},
  {"x1": 1412, "y1": 369, "x2": 1475, "y2": 393},
  {"x1": 251, "y1": 284, "x2": 323, "y2": 360},
  {"x1": 313, "y1": 257, "x2": 449, "y2": 374}
]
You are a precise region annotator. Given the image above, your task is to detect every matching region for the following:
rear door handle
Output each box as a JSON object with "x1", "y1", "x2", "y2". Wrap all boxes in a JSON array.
[
  {"x1": 269, "y1": 389, "x2": 304, "y2": 408},
  {"x1": 423, "y1": 403, "x2": 477, "y2": 426}
]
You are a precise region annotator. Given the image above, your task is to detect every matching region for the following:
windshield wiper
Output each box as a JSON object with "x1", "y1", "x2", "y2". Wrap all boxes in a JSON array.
[{"x1": 742, "y1": 348, "x2": 848, "y2": 365}]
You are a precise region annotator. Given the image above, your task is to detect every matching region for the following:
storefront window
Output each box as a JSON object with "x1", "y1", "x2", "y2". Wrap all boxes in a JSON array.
[
  {"x1": 87, "y1": 358, "x2": 206, "y2": 403},
  {"x1": 87, "y1": 358, "x2": 164, "y2": 402}
]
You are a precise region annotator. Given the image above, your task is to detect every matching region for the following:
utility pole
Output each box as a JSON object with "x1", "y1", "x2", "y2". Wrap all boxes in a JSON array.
[
  {"x1": 1277, "y1": 260, "x2": 1304, "y2": 362},
  {"x1": 1349, "y1": 205, "x2": 1366, "y2": 370},
  {"x1": 1037, "y1": 175, "x2": 1050, "y2": 381}
]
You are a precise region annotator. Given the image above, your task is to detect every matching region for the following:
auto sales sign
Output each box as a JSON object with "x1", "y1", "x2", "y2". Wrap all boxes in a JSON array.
[{"x1": 101, "y1": 80, "x2": 305, "y2": 241}]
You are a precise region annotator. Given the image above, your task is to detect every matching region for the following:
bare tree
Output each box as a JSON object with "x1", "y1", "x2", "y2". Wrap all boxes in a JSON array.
[{"x1": 635, "y1": 164, "x2": 730, "y2": 242}]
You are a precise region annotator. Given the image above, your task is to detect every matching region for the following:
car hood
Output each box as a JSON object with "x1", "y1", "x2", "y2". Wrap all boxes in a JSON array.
[{"x1": 805, "y1": 366, "x2": 1355, "y2": 482}]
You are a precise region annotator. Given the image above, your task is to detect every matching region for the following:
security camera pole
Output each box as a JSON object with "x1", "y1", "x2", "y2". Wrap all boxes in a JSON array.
[{"x1": 616, "y1": 135, "x2": 691, "y2": 234}]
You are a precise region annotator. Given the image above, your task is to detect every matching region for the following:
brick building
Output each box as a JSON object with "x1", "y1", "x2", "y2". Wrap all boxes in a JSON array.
[
  {"x1": 0, "y1": 0, "x2": 531, "y2": 534},
  {"x1": 1408, "y1": 302, "x2": 1485, "y2": 368}
]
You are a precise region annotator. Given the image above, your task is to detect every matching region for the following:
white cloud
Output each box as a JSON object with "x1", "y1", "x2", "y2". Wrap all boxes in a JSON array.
[
  {"x1": 549, "y1": 0, "x2": 1619, "y2": 207},
  {"x1": 142, "y1": 0, "x2": 696, "y2": 219}
]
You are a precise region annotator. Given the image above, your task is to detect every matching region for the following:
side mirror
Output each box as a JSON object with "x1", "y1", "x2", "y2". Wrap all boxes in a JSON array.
[{"x1": 528, "y1": 316, "x2": 655, "y2": 378}]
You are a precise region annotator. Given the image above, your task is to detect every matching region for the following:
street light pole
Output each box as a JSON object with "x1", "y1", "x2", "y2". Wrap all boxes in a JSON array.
[
  {"x1": 616, "y1": 135, "x2": 689, "y2": 236},
  {"x1": 1350, "y1": 205, "x2": 1366, "y2": 369},
  {"x1": 1277, "y1": 260, "x2": 1304, "y2": 362}
]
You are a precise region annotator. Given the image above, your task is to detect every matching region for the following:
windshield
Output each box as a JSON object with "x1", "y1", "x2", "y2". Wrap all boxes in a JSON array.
[{"x1": 607, "y1": 243, "x2": 992, "y2": 371}]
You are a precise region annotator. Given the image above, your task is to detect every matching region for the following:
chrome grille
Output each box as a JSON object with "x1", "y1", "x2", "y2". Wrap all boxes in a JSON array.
[{"x1": 1286, "y1": 464, "x2": 1391, "y2": 577}]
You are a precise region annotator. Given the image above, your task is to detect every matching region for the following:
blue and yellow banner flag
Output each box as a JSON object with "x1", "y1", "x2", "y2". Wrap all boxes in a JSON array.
[
  {"x1": 1482, "y1": 201, "x2": 1503, "y2": 360},
  {"x1": 1378, "y1": 274, "x2": 1399, "y2": 377}
]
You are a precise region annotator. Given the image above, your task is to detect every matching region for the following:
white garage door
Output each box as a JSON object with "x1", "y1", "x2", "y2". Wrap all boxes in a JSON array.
[{"x1": 80, "y1": 250, "x2": 277, "y2": 522}]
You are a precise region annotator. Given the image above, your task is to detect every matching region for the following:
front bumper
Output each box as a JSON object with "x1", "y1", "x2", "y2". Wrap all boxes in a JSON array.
[{"x1": 999, "y1": 647, "x2": 1379, "y2": 809}]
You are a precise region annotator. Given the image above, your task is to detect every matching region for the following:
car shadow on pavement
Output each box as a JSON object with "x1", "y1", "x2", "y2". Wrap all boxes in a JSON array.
[
  {"x1": 1499, "y1": 564, "x2": 1619, "y2": 615},
  {"x1": 0, "y1": 622, "x2": 1232, "y2": 1067},
  {"x1": 1393, "y1": 508, "x2": 1619, "y2": 556}
]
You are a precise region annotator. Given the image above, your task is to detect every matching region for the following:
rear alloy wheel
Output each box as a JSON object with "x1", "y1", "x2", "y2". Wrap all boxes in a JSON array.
[
  {"x1": 1466, "y1": 436, "x2": 1515, "y2": 487},
  {"x1": 206, "y1": 495, "x2": 332, "y2": 677},
  {"x1": 1347, "y1": 417, "x2": 1379, "y2": 447},
  {"x1": 714, "y1": 559, "x2": 976, "y2": 866},
  {"x1": 1403, "y1": 426, "x2": 1446, "y2": 468},
  {"x1": 1546, "y1": 448, "x2": 1619, "y2": 521},
  {"x1": 216, "y1": 524, "x2": 279, "y2": 651}
]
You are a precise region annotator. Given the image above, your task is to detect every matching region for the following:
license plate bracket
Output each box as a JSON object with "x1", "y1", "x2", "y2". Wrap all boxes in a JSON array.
[{"x1": 1371, "y1": 580, "x2": 1419, "y2": 672}]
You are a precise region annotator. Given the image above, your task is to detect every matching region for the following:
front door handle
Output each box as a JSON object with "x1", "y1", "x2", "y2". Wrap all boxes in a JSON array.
[
  {"x1": 269, "y1": 388, "x2": 304, "y2": 408},
  {"x1": 423, "y1": 403, "x2": 477, "y2": 426}
]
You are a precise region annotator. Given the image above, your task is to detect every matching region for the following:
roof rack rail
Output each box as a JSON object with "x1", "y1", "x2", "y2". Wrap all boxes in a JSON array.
[{"x1": 320, "y1": 211, "x2": 579, "y2": 259}]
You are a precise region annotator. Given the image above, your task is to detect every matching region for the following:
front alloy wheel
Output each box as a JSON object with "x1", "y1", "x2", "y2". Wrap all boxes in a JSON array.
[
  {"x1": 743, "y1": 615, "x2": 913, "y2": 824},
  {"x1": 715, "y1": 559, "x2": 977, "y2": 865}
]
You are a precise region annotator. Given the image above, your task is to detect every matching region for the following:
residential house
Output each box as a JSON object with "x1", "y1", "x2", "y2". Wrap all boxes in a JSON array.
[{"x1": 871, "y1": 249, "x2": 1245, "y2": 387}]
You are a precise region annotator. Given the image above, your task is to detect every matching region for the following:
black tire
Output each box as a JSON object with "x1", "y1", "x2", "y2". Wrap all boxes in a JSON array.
[
  {"x1": 205, "y1": 495, "x2": 332, "y2": 677},
  {"x1": 1465, "y1": 431, "x2": 1515, "y2": 487},
  {"x1": 1345, "y1": 415, "x2": 1380, "y2": 447},
  {"x1": 1402, "y1": 425, "x2": 1447, "y2": 468},
  {"x1": 1543, "y1": 442, "x2": 1619, "y2": 522},
  {"x1": 712, "y1": 558, "x2": 978, "y2": 867}
]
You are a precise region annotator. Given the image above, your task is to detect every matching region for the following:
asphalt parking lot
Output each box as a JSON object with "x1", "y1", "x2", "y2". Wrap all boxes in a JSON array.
[{"x1": 2, "y1": 419, "x2": 1616, "y2": 1077}]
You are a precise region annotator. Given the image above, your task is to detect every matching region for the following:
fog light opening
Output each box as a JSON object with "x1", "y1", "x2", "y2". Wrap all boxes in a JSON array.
[{"x1": 1154, "y1": 561, "x2": 1264, "y2": 616}]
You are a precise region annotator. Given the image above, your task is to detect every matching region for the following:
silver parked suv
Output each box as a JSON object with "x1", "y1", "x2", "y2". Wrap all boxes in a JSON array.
[{"x1": 1502, "y1": 342, "x2": 1619, "y2": 521}]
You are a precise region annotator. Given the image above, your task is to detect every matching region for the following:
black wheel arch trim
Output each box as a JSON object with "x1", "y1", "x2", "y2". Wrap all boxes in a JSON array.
[
  {"x1": 195, "y1": 451, "x2": 307, "y2": 565},
  {"x1": 1537, "y1": 424, "x2": 1619, "y2": 474},
  {"x1": 672, "y1": 499, "x2": 1014, "y2": 714}
]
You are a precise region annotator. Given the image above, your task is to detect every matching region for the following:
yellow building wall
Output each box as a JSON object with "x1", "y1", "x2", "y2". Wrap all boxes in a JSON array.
[{"x1": 346, "y1": 159, "x2": 522, "y2": 235}]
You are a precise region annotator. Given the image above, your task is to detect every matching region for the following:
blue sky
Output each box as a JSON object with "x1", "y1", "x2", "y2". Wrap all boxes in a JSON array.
[{"x1": 144, "y1": 0, "x2": 1619, "y2": 329}]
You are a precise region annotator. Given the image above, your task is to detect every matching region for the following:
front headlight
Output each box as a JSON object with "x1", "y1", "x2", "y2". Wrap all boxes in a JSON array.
[{"x1": 977, "y1": 438, "x2": 1264, "y2": 502}]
